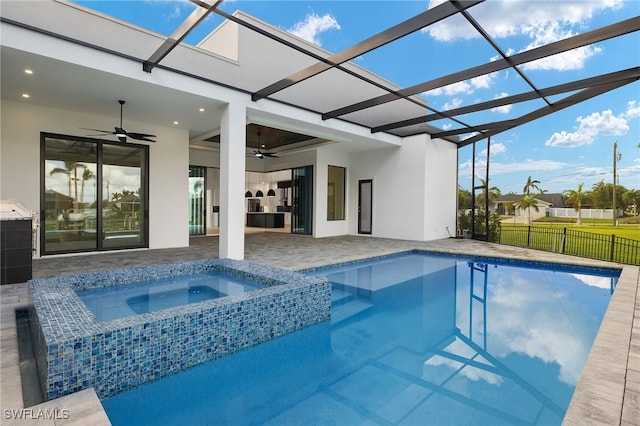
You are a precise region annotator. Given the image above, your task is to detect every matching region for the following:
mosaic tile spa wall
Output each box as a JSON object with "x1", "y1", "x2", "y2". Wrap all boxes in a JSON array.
[{"x1": 28, "y1": 259, "x2": 331, "y2": 399}]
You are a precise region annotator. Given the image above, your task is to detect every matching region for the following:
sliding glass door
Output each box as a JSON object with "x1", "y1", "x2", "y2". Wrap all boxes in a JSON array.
[
  {"x1": 189, "y1": 166, "x2": 206, "y2": 235},
  {"x1": 291, "y1": 165, "x2": 313, "y2": 235},
  {"x1": 41, "y1": 133, "x2": 148, "y2": 255},
  {"x1": 102, "y1": 143, "x2": 148, "y2": 249}
]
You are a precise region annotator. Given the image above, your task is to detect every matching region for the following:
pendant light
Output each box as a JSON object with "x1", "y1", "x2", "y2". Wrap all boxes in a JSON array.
[
  {"x1": 267, "y1": 172, "x2": 276, "y2": 196},
  {"x1": 256, "y1": 190, "x2": 264, "y2": 197},
  {"x1": 245, "y1": 172, "x2": 252, "y2": 197}
]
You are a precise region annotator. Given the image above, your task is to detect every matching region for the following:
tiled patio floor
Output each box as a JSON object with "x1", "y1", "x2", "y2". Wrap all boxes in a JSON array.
[{"x1": 1, "y1": 234, "x2": 638, "y2": 425}]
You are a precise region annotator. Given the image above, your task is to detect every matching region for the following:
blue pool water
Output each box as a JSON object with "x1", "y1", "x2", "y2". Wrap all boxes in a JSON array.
[
  {"x1": 102, "y1": 252, "x2": 618, "y2": 425},
  {"x1": 77, "y1": 272, "x2": 264, "y2": 321}
]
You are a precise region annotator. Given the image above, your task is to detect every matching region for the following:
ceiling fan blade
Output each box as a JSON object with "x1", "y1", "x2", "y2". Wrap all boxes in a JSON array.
[
  {"x1": 263, "y1": 152, "x2": 279, "y2": 158},
  {"x1": 127, "y1": 132, "x2": 157, "y2": 139},
  {"x1": 80, "y1": 127, "x2": 115, "y2": 135},
  {"x1": 129, "y1": 135, "x2": 156, "y2": 142}
]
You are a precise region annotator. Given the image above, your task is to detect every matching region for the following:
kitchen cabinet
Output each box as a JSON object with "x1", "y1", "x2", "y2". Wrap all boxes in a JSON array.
[{"x1": 246, "y1": 213, "x2": 285, "y2": 228}]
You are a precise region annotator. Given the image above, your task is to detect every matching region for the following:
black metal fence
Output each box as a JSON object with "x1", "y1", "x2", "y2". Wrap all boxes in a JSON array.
[{"x1": 497, "y1": 225, "x2": 640, "y2": 265}]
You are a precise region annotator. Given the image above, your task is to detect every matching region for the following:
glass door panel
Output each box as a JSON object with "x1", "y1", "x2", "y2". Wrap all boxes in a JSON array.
[
  {"x1": 42, "y1": 134, "x2": 149, "y2": 255},
  {"x1": 102, "y1": 144, "x2": 147, "y2": 249},
  {"x1": 291, "y1": 165, "x2": 313, "y2": 235},
  {"x1": 189, "y1": 166, "x2": 206, "y2": 235},
  {"x1": 358, "y1": 179, "x2": 372, "y2": 234},
  {"x1": 43, "y1": 137, "x2": 98, "y2": 253}
]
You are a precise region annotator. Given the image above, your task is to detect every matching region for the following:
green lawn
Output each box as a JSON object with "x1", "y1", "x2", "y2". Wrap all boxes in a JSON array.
[
  {"x1": 498, "y1": 221, "x2": 640, "y2": 265},
  {"x1": 527, "y1": 221, "x2": 640, "y2": 241}
]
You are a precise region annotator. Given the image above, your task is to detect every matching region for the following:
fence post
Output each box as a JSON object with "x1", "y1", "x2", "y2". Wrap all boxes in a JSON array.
[
  {"x1": 527, "y1": 226, "x2": 531, "y2": 247},
  {"x1": 610, "y1": 234, "x2": 615, "y2": 262},
  {"x1": 561, "y1": 227, "x2": 567, "y2": 254}
]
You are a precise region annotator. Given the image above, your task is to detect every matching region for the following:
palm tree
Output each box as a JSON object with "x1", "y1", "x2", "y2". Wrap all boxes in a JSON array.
[
  {"x1": 516, "y1": 194, "x2": 539, "y2": 225},
  {"x1": 79, "y1": 167, "x2": 95, "y2": 205},
  {"x1": 476, "y1": 178, "x2": 501, "y2": 211},
  {"x1": 519, "y1": 177, "x2": 543, "y2": 224},
  {"x1": 522, "y1": 176, "x2": 541, "y2": 196},
  {"x1": 591, "y1": 180, "x2": 611, "y2": 209},
  {"x1": 564, "y1": 183, "x2": 586, "y2": 225},
  {"x1": 503, "y1": 201, "x2": 515, "y2": 216},
  {"x1": 49, "y1": 161, "x2": 86, "y2": 208}
]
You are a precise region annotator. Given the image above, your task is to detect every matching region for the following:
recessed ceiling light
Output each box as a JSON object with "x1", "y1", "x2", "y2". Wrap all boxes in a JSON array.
[
  {"x1": 199, "y1": 108, "x2": 205, "y2": 112},
  {"x1": 173, "y1": 121, "x2": 179, "y2": 125},
  {"x1": 24, "y1": 69, "x2": 33, "y2": 75},
  {"x1": 22, "y1": 93, "x2": 30, "y2": 98}
]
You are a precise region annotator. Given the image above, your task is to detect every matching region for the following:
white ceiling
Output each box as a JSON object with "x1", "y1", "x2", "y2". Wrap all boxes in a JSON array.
[{"x1": 1, "y1": 46, "x2": 227, "y2": 141}]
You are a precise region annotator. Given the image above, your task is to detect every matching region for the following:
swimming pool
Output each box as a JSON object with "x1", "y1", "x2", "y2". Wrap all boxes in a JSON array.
[
  {"x1": 102, "y1": 251, "x2": 619, "y2": 425},
  {"x1": 77, "y1": 272, "x2": 264, "y2": 321}
]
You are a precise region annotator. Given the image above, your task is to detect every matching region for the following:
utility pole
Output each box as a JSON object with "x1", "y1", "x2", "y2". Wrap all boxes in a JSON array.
[{"x1": 612, "y1": 142, "x2": 621, "y2": 226}]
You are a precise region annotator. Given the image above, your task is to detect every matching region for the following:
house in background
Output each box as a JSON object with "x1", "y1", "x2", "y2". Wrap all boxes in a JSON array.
[{"x1": 492, "y1": 193, "x2": 565, "y2": 220}]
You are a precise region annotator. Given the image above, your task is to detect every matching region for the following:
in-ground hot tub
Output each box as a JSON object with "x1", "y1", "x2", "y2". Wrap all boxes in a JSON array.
[{"x1": 28, "y1": 259, "x2": 331, "y2": 400}]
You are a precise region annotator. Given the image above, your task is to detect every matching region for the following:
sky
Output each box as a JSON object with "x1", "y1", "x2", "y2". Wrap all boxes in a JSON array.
[{"x1": 73, "y1": 0, "x2": 640, "y2": 195}]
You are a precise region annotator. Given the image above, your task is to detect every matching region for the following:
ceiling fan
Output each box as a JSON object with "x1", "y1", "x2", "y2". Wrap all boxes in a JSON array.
[
  {"x1": 252, "y1": 150, "x2": 279, "y2": 159},
  {"x1": 251, "y1": 130, "x2": 278, "y2": 158},
  {"x1": 82, "y1": 100, "x2": 156, "y2": 142}
]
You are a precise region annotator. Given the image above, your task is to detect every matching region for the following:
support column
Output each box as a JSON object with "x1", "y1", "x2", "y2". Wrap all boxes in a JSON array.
[{"x1": 219, "y1": 101, "x2": 246, "y2": 259}]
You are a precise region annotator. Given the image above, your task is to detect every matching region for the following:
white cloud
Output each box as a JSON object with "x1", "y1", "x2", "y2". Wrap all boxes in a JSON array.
[
  {"x1": 425, "y1": 0, "x2": 620, "y2": 70},
  {"x1": 442, "y1": 97, "x2": 464, "y2": 111},
  {"x1": 572, "y1": 274, "x2": 614, "y2": 289},
  {"x1": 480, "y1": 142, "x2": 507, "y2": 157},
  {"x1": 288, "y1": 13, "x2": 341, "y2": 46},
  {"x1": 545, "y1": 109, "x2": 629, "y2": 148},
  {"x1": 459, "y1": 158, "x2": 565, "y2": 177},
  {"x1": 624, "y1": 100, "x2": 640, "y2": 119},
  {"x1": 491, "y1": 92, "x2": 512, "y2": 114},
  {"x1": 425, "y1": 72, "x2": 498, "y2": 97},
  {"x1": 426, "y1": 80, "x2": 472, "y2": 96}
]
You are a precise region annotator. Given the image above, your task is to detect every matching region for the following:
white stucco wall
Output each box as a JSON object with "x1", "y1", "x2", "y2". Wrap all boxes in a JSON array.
[
  {"x1": 423, "y1": 137, "x2": 458, "y2": 240},
  {"x1": 0, "y1": 100, "x2": 190, "y2": 257},
  {"x1": 348, "y1": 135, "x2": 456, "y2": 241}
]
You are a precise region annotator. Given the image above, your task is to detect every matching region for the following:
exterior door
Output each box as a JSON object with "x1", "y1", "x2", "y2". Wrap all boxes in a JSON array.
[
  {"x1": 358, "y1": 179, "x2": 372, "y2": 234},
  {"x1": 291, "y1": 165, "x2": 313, "y2": 235},
  {"x1": 188, "y1": 166, "x2": 206, "y2": 235},
  {"x1": 42, "y1": 133, "x2": 149, "y2": 254}
]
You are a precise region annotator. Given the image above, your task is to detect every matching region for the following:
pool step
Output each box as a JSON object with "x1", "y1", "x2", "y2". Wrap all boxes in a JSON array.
[
  {"x1": 331, "y1": 287, "x2": 374, "y2": 324},
  {"x1": 331, "y1": 299, "x2": 374, "y2": 324}
]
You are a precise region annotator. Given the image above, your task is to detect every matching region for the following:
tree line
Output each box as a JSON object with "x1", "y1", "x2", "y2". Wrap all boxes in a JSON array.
[{"x1": 459, "y1": 177, "x2": 640, "y2": 222}]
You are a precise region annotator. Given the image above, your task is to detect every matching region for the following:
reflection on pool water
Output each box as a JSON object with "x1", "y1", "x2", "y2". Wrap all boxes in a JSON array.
[
  {"x1": 102, "y1": 252, "x2": 619, "y2": 426},
  {"x1": 76, "y1": 272, "x2": 264, "y2": 321}
]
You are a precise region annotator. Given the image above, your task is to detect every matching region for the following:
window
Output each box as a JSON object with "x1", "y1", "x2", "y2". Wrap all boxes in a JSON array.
[
  {"x1": 41, "y1": 133, "x2": 149, "y2": 254},
  {"x1": 327, "y1": 165, "x2": 345, "y2": 221}
]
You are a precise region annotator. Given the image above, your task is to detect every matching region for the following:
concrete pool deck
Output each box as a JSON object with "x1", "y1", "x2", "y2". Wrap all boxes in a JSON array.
[{"x1": 1, "y1": 234, "x2": 638, "y2": 425}]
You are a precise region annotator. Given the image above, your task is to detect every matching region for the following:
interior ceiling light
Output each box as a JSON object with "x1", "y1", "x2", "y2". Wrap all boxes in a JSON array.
[
  {"x1": 24, "y1": 69, "x2": 33, "y2": 75},
  {"x1": 255, "y1": 190, "x2": 264, "y2": 197},
  {"x1": 245, "y1": 191, "x2": 253, "y2": 198},
  {"x1": 173, "y1": 121, "x2": 179, "y2": 125},
  {"x1": 199, "y1": 108, "x2": 205, "y2": 112},
  {"x1": 267, "y1": 189, "x2": 276, "y2": 196},
  {"x1": 21, "y1": 93, "x2": 30, "y2": 98}
]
